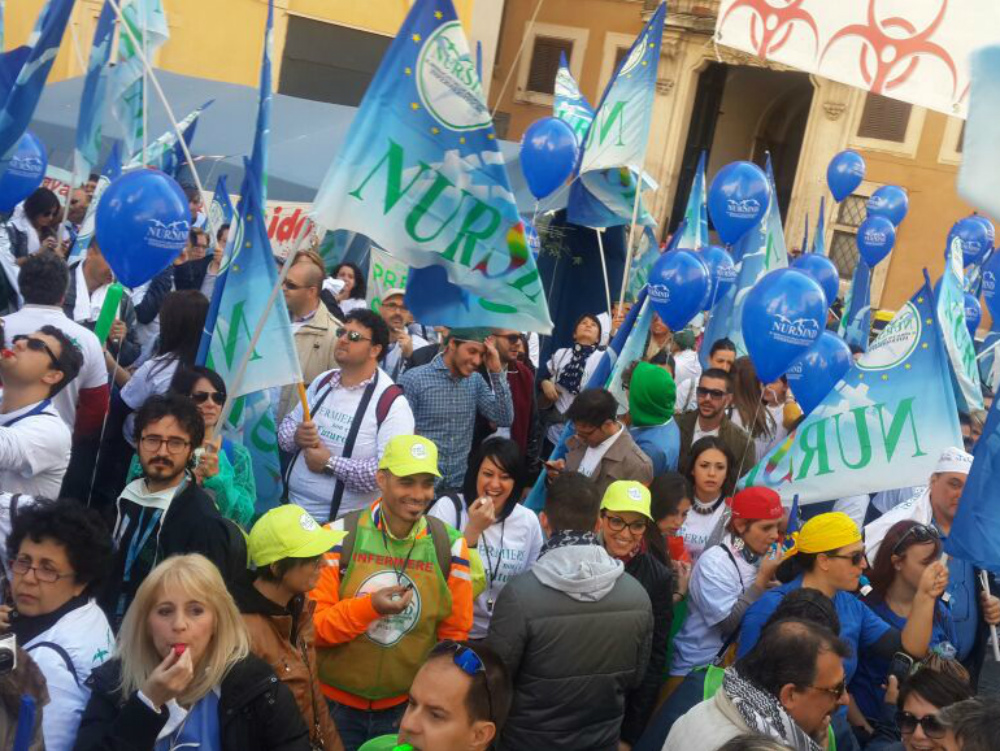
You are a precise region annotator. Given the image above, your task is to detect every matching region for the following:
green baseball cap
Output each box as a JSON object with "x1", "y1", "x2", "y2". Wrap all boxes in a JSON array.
[
  {"x1": 601, "y1": 481, "x2": 653, "y2": 521},
  {"x1": 248, "y1": 505, "x2": 347, "y2": 567},
  {"x1": 378, "y1": 435, "x2": 442, "y2": 478}
]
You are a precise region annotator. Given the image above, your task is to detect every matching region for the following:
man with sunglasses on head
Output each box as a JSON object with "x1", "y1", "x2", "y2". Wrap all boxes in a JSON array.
[
  {"x1": 101, "y1": 393, "x2": 248, "y2": 631},
  {"x1": 0, "y1": 320, "x2": 83, "y2": 497},
  {"x1": 865, "y1": 447, "x2": 1000, "y2": 687},
  {"x1": 358, "y1": 640, "x2": 513, "y2": 751},
  {"x1": 671, "y1": 368, "x2": 755, "y2": 479},
  {"x1": 279, "y1": 309, "x2": 415, "y2": 523},
  {"x1": 277, "y1": 250, "x2": 343, "y2": 421},
  {"x1": 379, "y1": 288, "x2": 428, "y2": 381}
]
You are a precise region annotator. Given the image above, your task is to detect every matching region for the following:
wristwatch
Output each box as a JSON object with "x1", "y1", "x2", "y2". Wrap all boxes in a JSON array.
[{"x1": 323, "y1": 457, "x2": 337, "y2": 476}]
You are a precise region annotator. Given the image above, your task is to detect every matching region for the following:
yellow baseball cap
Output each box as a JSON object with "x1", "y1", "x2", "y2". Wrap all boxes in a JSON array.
[
  {"x1": 248, "y1": 505, "x2": 347, "y2": 567},
  {"x1": 600, "y1": 480, "x2": 653, "y2": 521},
  {"x1": 378, "y1": 435, "x2": 442, "y2": 478}
]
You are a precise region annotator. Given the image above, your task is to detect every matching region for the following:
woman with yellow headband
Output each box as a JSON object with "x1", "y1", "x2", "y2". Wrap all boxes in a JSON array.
[{"x1": 735, "y1": 512, "x2": 949, "y2": 751}]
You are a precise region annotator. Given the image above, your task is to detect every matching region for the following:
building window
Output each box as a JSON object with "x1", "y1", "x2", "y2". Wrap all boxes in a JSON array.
[
  {"x1": 857, "y1": 93, "x2": 912, "y2": 143},
  {"x1": 278, "y1": 16, "x2": 391, "y2": 107},
  {"x1": 829, "y1": 193, "x2": 869, "y2": 279},
  {"x1": 526, "y1": 36, "x2": 573, "y2": 96},
  {"x1": 938, "y1": 116, "x2": 965, "y2": 166},
  {"x1": 515, "y1": 23, "x2": 589, "y2": 106}
]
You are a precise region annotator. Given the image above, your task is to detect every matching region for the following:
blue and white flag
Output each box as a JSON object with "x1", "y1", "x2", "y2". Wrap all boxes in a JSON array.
[
  {"x1": 208, "y1": 174, "x2": 234, "y2": 232},
  {"x1": 742, "y1": 279, "x2": 963, "y2": 504},
  {"x1": 626, "y1": 224, "x2": 661, "y2": 303},
  {"x1": 0, "y1": 0, "x2": 74, "y2": 178},
  {"x1": 525, "y1": 287, "x2": 650, "y2": 511},
  {"x1": 701, "y1": 155, "x2": 787, "y2": 365},
  {"x1": 938, "y1": 235, "x2": 984, "y2": 413},
  {"x1": 125, "y1": 101, "x2": 212, "y2": 172},
  {"x1": 73, "y1": 1, "x2": 115, "y2": 187},
  {"x1": 810, "y1": 197, "x2": 827, "y2": 256},
  {"x1": 839, "y1": 260, "x2": 872, "y2": 352},
  {"x1": 946, "y1": 392, "x2": 1000, "y2": 570},
  {"x1": 566, "y1": 3, "x2": 665, "y2": 229},
  {"x1": 675, "y1": 151, "x2": 709, "y2": 251},
  {"x1": 109, "y1": 0, "x2": 169, "y2": 158},
  {"x1": 553, "y1": 51, "x2": 594, "y2": 142},
  {"x1": 979, "y1": 327, "x2": 1000, "y2": 393},
  {"x1": 309, "y1": 0, "x2": 551, "y2": 333},
  {"x1": 68, "y1": 144, "x2": 122, "y2": 260}
]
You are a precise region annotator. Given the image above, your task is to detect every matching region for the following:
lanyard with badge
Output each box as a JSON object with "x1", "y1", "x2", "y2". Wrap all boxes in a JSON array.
[
  {"x1": 484, "y1": 522, "x2": 506, "y2": 613},
  {"x1": 1, "y1": 399, "x2": 52, "y2": 428}
]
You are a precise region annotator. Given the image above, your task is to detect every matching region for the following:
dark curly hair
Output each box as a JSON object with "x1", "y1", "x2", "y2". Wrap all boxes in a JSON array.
[
  {"x1": 7, "y1": 498, "x2": 112, "y2": 595},
  {"x1": 18, "y1": 252, "x2": 69, "y2": 306},
  {"x1": 333, "y1": 262, "x2": 367, "y2": 300},
  {"x1": 134, "y1": 393, "x2": 205, "y2": 450}
]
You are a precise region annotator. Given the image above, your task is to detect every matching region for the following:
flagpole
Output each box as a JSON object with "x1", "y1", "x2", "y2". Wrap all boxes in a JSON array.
[
  {"x1": 105, "y1": 0, "x2": 216, "y2": 242},
  {"x1": 141, "y1": 17, "x2": 148, "y2": 167},
  {"x1": 490, "y1": 0, "x2": 547, "y2": 118},
  {"x1": 594, "y1": 228, "x2": 612, "y2": 316},
  {"x1": 618, "y1": 172, "x2": 644, "y2": 313}
]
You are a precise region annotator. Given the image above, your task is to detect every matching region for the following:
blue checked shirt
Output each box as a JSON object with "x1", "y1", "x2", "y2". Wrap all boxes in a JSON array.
[{"x1": 399, "y1": 354, "x2": 514, "y2": 489}]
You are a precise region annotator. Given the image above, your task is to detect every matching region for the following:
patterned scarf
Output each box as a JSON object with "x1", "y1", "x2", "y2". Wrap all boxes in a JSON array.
[
  {"x1": 540, "y1": 530, "x2": 599, "y2": 557},
  {"x1": 555, "y1": 343, "x2": 598, "y2": 395},
  {"x1": 722, "y1": 667, "x2": 823, "y2": 751}
]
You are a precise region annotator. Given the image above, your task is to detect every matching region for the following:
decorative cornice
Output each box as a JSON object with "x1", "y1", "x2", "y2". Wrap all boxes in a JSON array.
[
  {"x1": 656, "y1": 78, "x2": 675, "y2": 95},
  {"x1": 823, "y1": 102, "x2": 847, "y2": 121}
]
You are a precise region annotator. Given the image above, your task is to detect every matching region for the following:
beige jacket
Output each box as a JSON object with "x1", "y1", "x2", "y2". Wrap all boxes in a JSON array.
[
  {"x1": 565, "y1": 426, "x2": 654, "y2": 496},
  {"x1": 279, "y1": 302, "x2": 342, "y2": 420}
]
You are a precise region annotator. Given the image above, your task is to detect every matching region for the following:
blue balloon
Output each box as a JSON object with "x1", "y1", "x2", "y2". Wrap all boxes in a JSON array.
[
  {"x1": 784, "y1": 332, "x2": 853, "y2": 416},
  {"x1": 95, "y1": 170, "x2": 191, "y2": 288},
  {"x1": 965, "y1": 293, "x2": 982, "y2": 337},
  {"x1": 647, "y1": 250, "x2": 710, "y2": 331},
  {"x1": 866, "y1": 185, "x2": 908, "y2": 226},
  {"x1": 792, "y1": 253, "x2": 840, "y2": 309},
  {"x1": 707, "y1": 161, "x2": 771, "y2": 245},
  {"x1": 742, "y1": 268, "x2": 827, "y2": 382},
  {"x1": 827, "y1": 150, "x2": 866, "y2": 202},
  {"x1": 519, "y1": 117, "x2": 579, "y2": 200},
  {"x1": 982, "y1": 250, "x2": 1000, "y2": 320},
  {"x1": 970, "y1": 214, "x2": 995, "y2": 255},
  {"x1": 523, "y1": 220, "x2": 541, "y2": 258},
  {"x1": 699, "y1": 245, "x2": 736, "y2": 310},
  {"x1": 947, "y1": 216, "x2": 991, "y2": 268},
  {"x1": 856, "y1": 215, "x2": 896, "y2": 267},
  {"x1": 0, "y1": 131, "x2": 48, "y2": 212}
]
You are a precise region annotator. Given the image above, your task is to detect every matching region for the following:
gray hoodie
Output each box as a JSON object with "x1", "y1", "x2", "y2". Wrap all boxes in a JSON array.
[{"x1": 488, "y1": 542, "x2": 653, "y2": 751}]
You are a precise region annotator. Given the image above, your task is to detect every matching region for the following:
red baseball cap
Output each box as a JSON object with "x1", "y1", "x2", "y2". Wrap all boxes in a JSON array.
[{"x1": 730, "y1": 487, "x2": 784, "y2": 520}]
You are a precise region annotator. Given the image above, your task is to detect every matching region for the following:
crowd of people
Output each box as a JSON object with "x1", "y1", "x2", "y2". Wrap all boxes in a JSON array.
[{"x1": 0, "y1": 183, "x2": 996, "y2": 751}]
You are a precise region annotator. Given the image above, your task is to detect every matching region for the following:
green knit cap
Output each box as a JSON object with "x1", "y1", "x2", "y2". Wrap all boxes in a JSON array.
[{"x1": 628, "y1": 361, "x2": 676, "y2": 427}]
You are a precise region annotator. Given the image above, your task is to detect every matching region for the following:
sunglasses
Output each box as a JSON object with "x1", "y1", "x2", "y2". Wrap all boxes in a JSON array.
[
  {"x1": 191, "y1": 390, "x2": 225, "y2": 406},
  {"x1": 500, "y1": 333, "x2": 521, "y2": 345},
  {"x1": 696, "y1": 386, "x2": 727, "y2": 400},
  {"x1": 336, "y1": 327, "x2": 372, "y2": 343},
  {"x1": 435, "y1": 641, "x2": 493, "y2": 723},
  {"x1": 282, "y1": 279, "x2": 315, "y2": 291},
  {"x1": 807, "y1": 679, "x2": 847, "y2": 700},
  {"x1": 895, "y1": 710, "x2": 946, "y2": 738},
  {"x1": 824, "y1": 551, "x2": 867, "y2": 567},
  {"x1": 12, "y1": 335, "x2": 59, "y2": 369},
  {"x1": 891, "y1": 524, "x2": 940, "y2": 557}
]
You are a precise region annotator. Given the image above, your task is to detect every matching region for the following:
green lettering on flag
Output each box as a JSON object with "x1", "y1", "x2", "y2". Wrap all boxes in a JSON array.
[
  {"x1": 587, "y1": 101, "x2": 626, "y2": 149},
  {"x1": 875, "y1": 397, "x2": 926, "y2": 462},
  {"x1": 795, "y1": 418, "x2": 834, "y2": 479},
  {"x1": 220, "y1": 300, "x2": 264, "y2": 370},
  {"x1": 348, "y1": 139, "x2": 433, "y2": 213},
  {"x1": 833, "y1": 407, "x2": 873, "y2": 470}
]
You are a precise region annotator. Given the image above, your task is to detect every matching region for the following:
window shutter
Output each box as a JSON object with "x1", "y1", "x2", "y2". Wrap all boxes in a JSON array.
[
  {"x1": 857, "y1": 93, "x2": 912, "y2": 142},
  {"x1": 527, "y1": 36, "x2": 573, "y2": 95},
  {"x1": 957, "y1": 122, "x2": 965, "y2": 153}
]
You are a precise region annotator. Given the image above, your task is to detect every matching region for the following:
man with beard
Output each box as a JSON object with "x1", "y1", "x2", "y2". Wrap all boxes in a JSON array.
[
  {"x1": 101, "y1": 393, "x2": 246, "y2": 631},
  {"x1": 671, "y1": 369, "x2": 755, "y2": 476},
  {"x1": 379, "y1": 289, "x2": 427, "y2": 381}
]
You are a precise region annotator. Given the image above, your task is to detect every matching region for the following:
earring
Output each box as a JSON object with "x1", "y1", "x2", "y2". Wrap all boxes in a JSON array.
[{"x1": 732, "y1": 536, "x2": 745, "y2": 552}]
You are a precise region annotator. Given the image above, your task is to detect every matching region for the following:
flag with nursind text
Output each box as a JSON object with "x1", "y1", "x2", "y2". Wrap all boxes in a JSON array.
[{"x1": 938, "y1": 235, "x2": 984, "y2": 413}]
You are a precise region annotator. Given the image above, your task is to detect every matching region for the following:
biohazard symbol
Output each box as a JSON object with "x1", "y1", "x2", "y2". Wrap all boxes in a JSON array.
[
  {"x1": 719, "y1": 0, "x2": 820, "y2": 58},
  {"x1": 819, "y1": 0, "x2": 958, "y2": 97}
]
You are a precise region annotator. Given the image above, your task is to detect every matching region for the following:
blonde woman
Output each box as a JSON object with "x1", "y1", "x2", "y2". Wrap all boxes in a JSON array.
[{"x1": 75, "y1": 555, "x2": 310, "y2": 751}]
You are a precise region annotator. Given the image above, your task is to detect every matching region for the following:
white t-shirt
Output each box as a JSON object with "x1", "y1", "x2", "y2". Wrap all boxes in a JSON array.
[
  {"x1": 384, "y1": 334, "x2": 429, "y2": 380},
  {"x1": 545, "y1": 346, "x2": 604, "y2": 445},
  {"x1": 691, "y1": 422, "x2": 720, "y2": 446},
  {"x1": 0, "y1": 399, "x2": 72, "y2": 497},
  {"x1": 673, "y1": 350, "x2": 702, "y2": 389},
  {"x1": 2, "y1": 305, "x2": 109, "y2": 429},
  {"x1": 428, "y1": 496, "x2": 544, "y2": 638},
  {"x1": 69, "y1": 262, "x2": 110, "y2": 324},
  {"x1": 671, "y1": 538, "x2": 759, "y2": 675},
  {"x1": 120, "y1": 355, "x2": 181, "y2": 444},
  {"x1": 679, "y1": 498, "x2": 726, "y2": 562},
  {"x1": 578, "y1": 423, "x2": 624, "y2": 478},
  {"x1": 286, "y1": 367, "x2": 415, "y2": 522},
  {"x1": 340, "y1": 298, "x2": 367, "y2": 315},
  {"x1": 675, "y1": 379, "x2": 697, "y2": 414}
]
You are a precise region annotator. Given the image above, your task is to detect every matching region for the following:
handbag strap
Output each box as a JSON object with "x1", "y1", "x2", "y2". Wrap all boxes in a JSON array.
[{"x1": 328, "y1": 373, "x2": 379, "y2": 521}]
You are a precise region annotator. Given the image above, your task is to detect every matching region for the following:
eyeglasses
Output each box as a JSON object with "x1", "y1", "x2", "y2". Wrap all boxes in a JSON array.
[
  {"x1": 12, "y1": 335, "x2": 60, "y2": 369},
  {"x1": 891, "y1": 524, "x2": 940, "y2": 557},
  {"x1": 806, "y1": 679, "x2": 847, "y2": 700},
  {"x1": 191, "y1": 391, "x2": 225, "y2": 406},
  {"x1": 336, "y1": 327, "x2": 372, "y2": 344},
  {"x1": 282, "y1": 279, "x2": 315, "y2": 291},
  {"x1": 140, "y1": 435, "x2": 192, "y2": 454},
  {"x1": 824, "y1": 551, "x2": 867, "y2": 567},
  {"x1": 696, "y1": 386, "x2": 727, "y2": 400},
  {"x1": 381, "y1": 300, "x2": 404, "y2": 310},
  {"x1": 435, "y1": 640, "x2": 493, "y2": 723},
  {"x1": 500, "y1": 334, "x2": 521, "y2": 345},
  {"x1": 604, "y1": 513, "x2": 648, "y2": 535},
  {"x1": 10, "y1": 557, "x2": 74, "y2": 584},
  {"x1": 895, "y1": 711, "x2": 946, "y2": 738}
]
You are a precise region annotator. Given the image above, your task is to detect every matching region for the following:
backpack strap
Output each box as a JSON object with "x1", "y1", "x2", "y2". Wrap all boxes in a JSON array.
[
  {"x1": 328, "y1": 375, "x2": 380, "y2": 521},
  {"x1": 26, "y1": 642, "x2": 80, "y2": 687},
  {"x1": 337, "y1": 509, "x2": 365, "y2": 585},
  {"x1": 375, "y1": 385, "x2": 403, "y2": 428},
  {"x1": 425, "y1": 515, "x2": 453, "y2": 581},
  {"x1": 281, "y1": 371, "x2": 341, "y2": 504}
]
